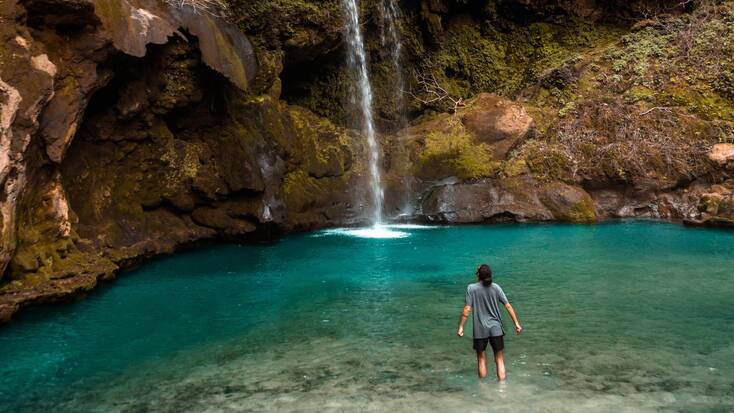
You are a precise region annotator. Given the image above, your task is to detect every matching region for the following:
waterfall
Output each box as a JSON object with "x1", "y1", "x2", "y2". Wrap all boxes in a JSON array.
[
  {"x1": 381, "y1": 0, "x2": 413, "y2": 217},
  {"x1": 381, "y1": 0, "x2": 406, "y2": 128},
  {"x1": 342, "y1": 0, "x2": 384, "y2": 226}
]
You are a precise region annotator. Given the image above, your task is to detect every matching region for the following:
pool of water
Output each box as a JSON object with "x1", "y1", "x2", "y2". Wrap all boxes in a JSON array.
[{"x1": 1, "y1": 222, "x2": 733, "y2": 412}]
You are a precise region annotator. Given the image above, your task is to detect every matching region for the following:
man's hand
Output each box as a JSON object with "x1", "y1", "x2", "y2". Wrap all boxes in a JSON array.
[
  {"x1": 505, "y1": 303, "x2": 522, "y2": 335},
  {"x1": 457, "y1": 326, "x2": 464, "y2": 337}
]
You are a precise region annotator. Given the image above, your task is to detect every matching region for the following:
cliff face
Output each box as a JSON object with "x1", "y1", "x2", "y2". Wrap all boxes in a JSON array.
[
  {"x1": 1, "y1": 0, "x2": 733, "y2": 322},
  {"x1": 0, "y1": 0, "x2": 368, "y2": 321},
  {"x1": 380, "y1": 2, "x2": 734, "y2": 225}
]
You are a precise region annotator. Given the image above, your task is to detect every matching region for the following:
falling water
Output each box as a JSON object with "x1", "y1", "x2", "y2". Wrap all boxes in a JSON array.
[
  {"x1": 343, "y1": 0, "x2": 384, "y2": 226},
  {"x1": 381, "y1": 0, "x2": 406, "y2": 126},
  {"x1": 381, "y1": 0, "x2": 414, "y2": 217}
]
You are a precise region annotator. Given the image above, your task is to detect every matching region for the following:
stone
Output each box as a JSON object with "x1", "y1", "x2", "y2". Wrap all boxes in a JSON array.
[
  {"x1": 539, "y1": 182, "x2": 596, "y2": 223},
  {"x1": 191, "y1": 206, "x2": 256, "y2": 234},
  {"x1": 461, "y1": 93, "x2": 535, "y2": 160},
  {"x1": 708, "y1": 143, "x2": 734, "y2": 167},
  {"x1": 92, "y1": 0, "x2": 257, "y2": 91},
  {"x1": 421, "y1": 177, "x2": 554, "y2": 223}
]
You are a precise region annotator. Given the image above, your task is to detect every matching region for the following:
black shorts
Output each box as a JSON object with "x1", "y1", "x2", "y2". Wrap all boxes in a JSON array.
[{"x1": 473, "y1": 335, "x2": 504, "y2": 353}]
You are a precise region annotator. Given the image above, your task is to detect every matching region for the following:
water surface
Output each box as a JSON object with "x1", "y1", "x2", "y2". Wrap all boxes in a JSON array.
[{"x1": 1, "y1": 222, "x2": 733, "y2": 412}]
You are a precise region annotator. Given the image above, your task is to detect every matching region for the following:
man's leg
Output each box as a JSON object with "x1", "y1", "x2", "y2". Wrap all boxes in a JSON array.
[
  {"x1": 494, "y1": 350, "x2": 506, "y2": 381},
  {"x1": 476, "y1": 351, "x2": 488, "y2": 378}
]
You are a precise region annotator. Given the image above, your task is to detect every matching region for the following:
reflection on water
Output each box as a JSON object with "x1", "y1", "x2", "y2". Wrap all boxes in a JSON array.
[{"x1": 1, "y1": 222, "x2": 733, "y2": 412}]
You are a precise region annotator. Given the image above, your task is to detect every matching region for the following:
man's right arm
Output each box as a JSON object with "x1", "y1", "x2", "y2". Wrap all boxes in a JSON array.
[
  {"x1": 457, "y1": 305, "x2": 471, "y2": 337},
  {"x1": 504, "y1": 303, "x2": 523, "y2": 334}
]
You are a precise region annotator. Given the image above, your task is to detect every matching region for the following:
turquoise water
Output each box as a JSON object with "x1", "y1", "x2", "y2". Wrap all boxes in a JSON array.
[{"x1": 1, "y1": 222, "x2": 733, "y2": 412}]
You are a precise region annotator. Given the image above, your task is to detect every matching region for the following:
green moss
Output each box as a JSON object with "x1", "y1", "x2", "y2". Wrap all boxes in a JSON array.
[
  {"x1": 566, "y1": 195, "x2": 597, "y2": 223},
  {"x1": 502, "y1": 158, "x2": 529, "y2": 178},
  {"x1": 625, "y1": 85, "x2": 655, "y2": 103},
  {"x1": 558, "y1": 101, "x2": 577, "y2": 118},
  {"x1": 282, "y1": 170, "x2": 322, "y2": 213},
  {"x1": 416, "y1": 128, "x2": 498, "y2": 180},
  {"x1": 713, "y1": 69, "x2": 734, "y2": 101},
  {"x1": 600, "y1": 2, "x2": 734, "y2": 120},
  {"x1": 660, "y1": 84, "x2": 734, "y2": 121},
  {"x1": 605, "y1": 26, "x2": 674, "y2": 82},
  {"x1": 430, "y1": 16, "x2": 623, "y2": 100},
  {"x1": 226, "y1": 0, "x2": 342, "y2": 49},
  {"x1": 552, "y1": 199, "x2": 596, "y2": 223},
  {"x1": 518, "y1": 140, "x2": 574, "y2": 182}
]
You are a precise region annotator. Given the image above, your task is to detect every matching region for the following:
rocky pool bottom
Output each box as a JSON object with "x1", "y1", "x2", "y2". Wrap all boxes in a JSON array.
[{"x1": 1, "y1": 222, "x2": 733, "y2": 412}]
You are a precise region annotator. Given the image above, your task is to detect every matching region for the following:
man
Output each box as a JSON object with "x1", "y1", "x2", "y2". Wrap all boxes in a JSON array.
[{"x1": 457, "y1": 264, "x2": 522, "y2": 381}]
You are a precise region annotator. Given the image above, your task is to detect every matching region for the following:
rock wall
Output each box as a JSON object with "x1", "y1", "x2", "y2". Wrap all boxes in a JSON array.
[
  {"x1": 0, "y1": 0, "x2": 369, "y2": 322},
  {"x1": 379, "y1": 2, "x2": 734, "y2": 227}
]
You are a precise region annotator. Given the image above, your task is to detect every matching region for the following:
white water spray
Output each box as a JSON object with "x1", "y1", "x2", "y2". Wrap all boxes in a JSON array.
[
  {"x1": 381, "y1": 0, "x2": 406, "y2": 125},
  {"x1": 380, "y1": 0, "x2": 414, "y2": 217},
  {"x1": 342, "y1": 0, "x2": 384, "y2": 226}
]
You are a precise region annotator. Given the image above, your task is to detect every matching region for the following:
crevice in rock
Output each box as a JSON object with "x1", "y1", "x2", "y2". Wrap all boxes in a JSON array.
[
  {"x1": 279, "y1": 47, "x2": 346, "y2": 117},
  {"x1": 21, "y1": 0, "x2": 101, "y2": 34}
]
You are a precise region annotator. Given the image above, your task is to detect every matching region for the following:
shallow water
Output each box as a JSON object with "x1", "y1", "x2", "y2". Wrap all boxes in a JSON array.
[{"x1": 1, "y1": 222, "x2": 733, "y2": 412}]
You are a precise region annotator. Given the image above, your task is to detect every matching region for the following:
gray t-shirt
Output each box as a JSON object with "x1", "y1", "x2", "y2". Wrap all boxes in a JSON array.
[{"x1": 465, "y1": 282, "x2": 509, "y2": 338}]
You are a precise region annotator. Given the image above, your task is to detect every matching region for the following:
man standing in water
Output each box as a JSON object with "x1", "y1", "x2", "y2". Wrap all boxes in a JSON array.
[{"x1": 457, "y1": 264, "x2": 522, "y2": 380}]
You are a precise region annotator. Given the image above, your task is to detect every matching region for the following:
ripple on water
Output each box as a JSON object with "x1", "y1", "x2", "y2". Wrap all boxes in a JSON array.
[{"x1": 1, "y1": 222, "x2": 733, "y2": 412}]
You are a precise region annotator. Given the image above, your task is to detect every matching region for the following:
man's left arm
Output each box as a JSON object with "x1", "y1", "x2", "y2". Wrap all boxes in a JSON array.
[{"x1": 457, "y1": 305, "x2": 471, "y2": 337}]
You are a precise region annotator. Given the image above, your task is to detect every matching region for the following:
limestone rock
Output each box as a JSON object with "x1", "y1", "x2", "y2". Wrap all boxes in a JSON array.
[
  {"x1": 93, "y1": 0, "x2": 258, "y2": 91},
  {"x1": 0, "y1": 13, "x2": 57, "y2": 278}
]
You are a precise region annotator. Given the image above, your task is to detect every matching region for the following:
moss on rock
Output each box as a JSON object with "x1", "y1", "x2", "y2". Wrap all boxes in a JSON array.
[{"x1": 416, "y1": 128, "x2": 498, "y2": 180}]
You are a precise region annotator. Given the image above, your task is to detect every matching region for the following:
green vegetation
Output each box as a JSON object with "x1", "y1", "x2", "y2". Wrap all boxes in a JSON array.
[
  {"x1": 416, "y1": 128, "x2": 498, "y2": 180},
  {"x1": 430, "y1": 16, "x2": 623, "y2": 100},
  {"x1": 225, "y1": 0, "x2": 341, "y2": 49},
  {"x1": 509, "y1": 2, "x2": 734, "y2": 185}
]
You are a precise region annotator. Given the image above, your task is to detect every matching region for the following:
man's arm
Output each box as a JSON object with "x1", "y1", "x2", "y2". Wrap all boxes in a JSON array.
[
  {"x1": 504, "y1": 303, "x2": 523, "y2": 334},
  {"x1": 457, "y1": 305, "x2": 471, "y2": 337}
]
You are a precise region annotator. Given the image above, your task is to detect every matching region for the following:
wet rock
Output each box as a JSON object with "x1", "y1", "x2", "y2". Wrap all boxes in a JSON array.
[
  {"x1": 420, "y1": 0, "x2": 446, "y2": 42},
  {"x1": 421, "y1": 177, "x2": 554, "y2": 223},
  {"x1": 690, "y1": 182, "x2": 734, "y2": 227}
]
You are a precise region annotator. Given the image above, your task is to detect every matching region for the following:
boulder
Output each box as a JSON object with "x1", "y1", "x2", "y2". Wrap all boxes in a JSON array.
[
  {"x1": 421, "y1": 177, "x2": 554, "y2": 223},
  {"x1": 708, "y1": 143, "x2": 734, "y2": 168},
  {"x1": 539, "y1": 182, "x2": 596, "y2": 223},
  {"x1": 691, "y1": 182, "x2": 734, "y2": 227},
  {"x1": 461, "y1": 93, "x2": 535, "y2": 160}
]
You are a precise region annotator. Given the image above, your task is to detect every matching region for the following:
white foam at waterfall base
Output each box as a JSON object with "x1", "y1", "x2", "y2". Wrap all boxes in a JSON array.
[
  {"x1": 317, "y1": 225, "x2": 411, "y2": 239},
  {"x1": 313, "y1": 224, "x2": 440, "y2": 239}
]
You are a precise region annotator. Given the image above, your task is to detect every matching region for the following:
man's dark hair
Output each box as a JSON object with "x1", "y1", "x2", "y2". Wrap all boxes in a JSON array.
[{"x1": 477, "y1": 264, "x2": 492, "y2": 287}]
